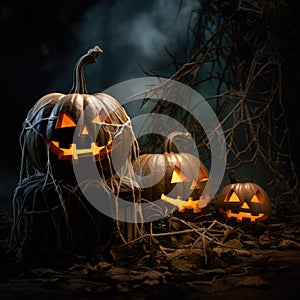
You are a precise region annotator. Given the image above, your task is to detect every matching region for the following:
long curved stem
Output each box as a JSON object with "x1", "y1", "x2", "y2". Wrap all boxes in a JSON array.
[
  {"x1": 69, "y1": 45, "x2": 103, "y2": 94},
  {"x1": 163, "y1": 131, "x2": 192, "y2": 153}
]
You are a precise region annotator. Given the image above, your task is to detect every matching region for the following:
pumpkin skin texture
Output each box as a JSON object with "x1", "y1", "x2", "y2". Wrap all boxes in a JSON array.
[
  {"x1": 133, "y1": 153, "x2": 209, "y2": 201},
  {"x1": 25, "y1": 92, "x2": 129, "y2": 179},
  {"x1": 133, "y1": 132, "x2": 210, "y2": 221},
  {"x1": 23, "y1": 46, "x2": 132, "y2": 180},
  {"x1": 215, "y1": 182, "x2": 272, "y2": 223}
]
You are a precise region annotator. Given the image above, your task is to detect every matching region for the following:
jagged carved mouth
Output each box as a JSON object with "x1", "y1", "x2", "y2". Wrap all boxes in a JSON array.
[
  {"x1": 219, "y1": 208, "x2": 266, "y2": 222},
  {"x1": 46, "y1": 139, "x2": 113, "y2": 161},
  {"x1": 161, "y1": 193, "x2": 210, "y2": 213}
]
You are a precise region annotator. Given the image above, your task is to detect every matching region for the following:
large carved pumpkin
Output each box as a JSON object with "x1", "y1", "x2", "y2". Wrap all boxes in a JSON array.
[
  {"x1": 23, "y1": 46, "x2": 133, "y2": 180},
  {"x1": 133, "y1": 132, "x2": 210, "y2": 221},
  {"x1": 215, "y1": 181, "x2": 272, "y2": 223}
]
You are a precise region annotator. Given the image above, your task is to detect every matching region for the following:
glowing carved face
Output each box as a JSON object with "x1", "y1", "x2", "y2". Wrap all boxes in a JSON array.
[
  {"x1": 161, "y1": 165, "x2": 209, "y2": 213},
  {"x1": 216, "y1": 182, "x2": 272, "y2": 223},
  {"x1": 46, "y1": 111, "x2": 115, "y2": 161},
  {"x1": 132, "y1": 153, "x2": 210, "y2": 221}
]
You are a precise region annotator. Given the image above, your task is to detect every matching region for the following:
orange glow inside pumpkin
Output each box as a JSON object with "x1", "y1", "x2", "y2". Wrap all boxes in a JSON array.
[
  {"x1": 171, "y1": 166, "x2": 190, "y2": 183},
  {"x1": 161, "y1": 193, "x2": 210, "y2": 213},
  {"x1": 171, "y1": 165, "x2": 208, "y2": 189},
  {"x1": 220, "y1": 189, "x2": 267, "y2": 222},
  {"x1": 226, "y1": 191, "x2": 262, "y2": 204},
  {"x1": 56, "y1": 111, "x2": 112, "y2": 128},
  {"x1": 161, "y1": 165, "x2": 209, "y2": 213},
  {"x1": 46, "y1": 111, "x2": 116, "y2": 161},
  {"x1": 55, "y1": 112, "x2": 77, "y2": 128},
  {"x1": 48, "y1": 140, "x2": 113, "y2": 161},
  {"x1": 220, "y1": 209, "x2": 265, "y2": 222}
]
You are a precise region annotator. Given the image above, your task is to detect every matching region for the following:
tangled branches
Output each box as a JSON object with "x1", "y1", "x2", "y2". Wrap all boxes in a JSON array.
[{"x1": 139, "y1": 0, "x2": 299, "y2": 217}]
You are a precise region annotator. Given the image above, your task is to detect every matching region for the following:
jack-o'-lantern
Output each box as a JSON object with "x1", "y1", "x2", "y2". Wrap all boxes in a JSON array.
[
  {"x1": 133, "y1": 132, "x2": 210, "y2": 220},
  {"x1": 23, "y1": 46, "x2": 134, "y2": 180},
  {"x1": 215, "y1": 181, "x2": 272, "y2": 223}
]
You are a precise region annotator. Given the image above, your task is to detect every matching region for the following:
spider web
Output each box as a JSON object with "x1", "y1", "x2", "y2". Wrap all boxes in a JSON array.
[
  {"x1": 9, "y1": 0, "x2": 300, "y2": 260},
  {"x1": 9, "y1": 107, "x2": 145, "y2": 258}
]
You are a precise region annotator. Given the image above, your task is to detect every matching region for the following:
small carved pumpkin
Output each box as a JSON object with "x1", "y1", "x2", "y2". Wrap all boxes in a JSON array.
[
  {"x1": 23, "y1": 46, "x2": 133, "y2": 180},
  {"x1": 215, "y1": 181, "x2": 272, "y2": 223},
  {"x1": 133, "y1": 132, "x2": 210, "y2": 220}
]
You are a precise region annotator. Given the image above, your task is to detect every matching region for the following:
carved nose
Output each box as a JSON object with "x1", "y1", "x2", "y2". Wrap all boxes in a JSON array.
[
  {"x1": 80, "y1": 125, "x2": 89, "y2": 135},
  {"x1": 241, "y1": 202, "x2": 250, "y2": 209}
]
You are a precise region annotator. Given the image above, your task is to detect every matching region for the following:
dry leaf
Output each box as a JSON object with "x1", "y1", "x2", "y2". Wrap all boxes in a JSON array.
[
  {"x1": 237, "y1": 276, "x2": 268, "y2": 288},
  {"x1": 278, "y1": 239, "x2": 300, "y2": 250}
]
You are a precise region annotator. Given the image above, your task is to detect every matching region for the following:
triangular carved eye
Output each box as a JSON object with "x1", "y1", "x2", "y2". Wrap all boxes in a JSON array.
[
  {"x1": 190, "y1": 179, "x2": 200, "y2": 189},
  {"x1": 171, "y1": 166, "x2": 190, "y2": 183},
  {"x1": 225, "y1": 191, "x2": 240, "y2": 202},
  {"x1": 250, "y1": 194, "x2": 262, "y2": 203},
  {"x1": 92, "y1": 109, "x2": 112, "y2": 124},
  {"x1": 55, "y1": 113, "x2": 77, "y2": 128},
  {"x1": 199, "y1": 166, "x2": 209, "y2": 182}
]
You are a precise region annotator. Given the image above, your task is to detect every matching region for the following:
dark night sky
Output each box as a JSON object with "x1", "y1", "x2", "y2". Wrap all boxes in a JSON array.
[{"x1": 0, "y1": 0, "x2": 299, "y2": 210}]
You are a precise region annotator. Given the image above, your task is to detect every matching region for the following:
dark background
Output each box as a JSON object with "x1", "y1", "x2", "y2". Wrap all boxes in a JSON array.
[{"x1": 0, "y1": 0, "x2": 299, "y2": 210}]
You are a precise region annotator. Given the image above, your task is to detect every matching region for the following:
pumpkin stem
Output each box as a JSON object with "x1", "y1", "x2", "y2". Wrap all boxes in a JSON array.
[
  {"x1": 69, "y1": 45, "x2": 104, "y2": 94},
  {"x1": 228, "y1": 170, "x2": 240, "y2": 184},
  {"x1": 163, "y1": 131, "x2": 192, "y2": 153}
]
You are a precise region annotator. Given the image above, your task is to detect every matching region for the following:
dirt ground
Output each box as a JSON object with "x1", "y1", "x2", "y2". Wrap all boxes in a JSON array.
[{"x1": 1, "y1": 209, "x2": 300, "y2": 300}]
